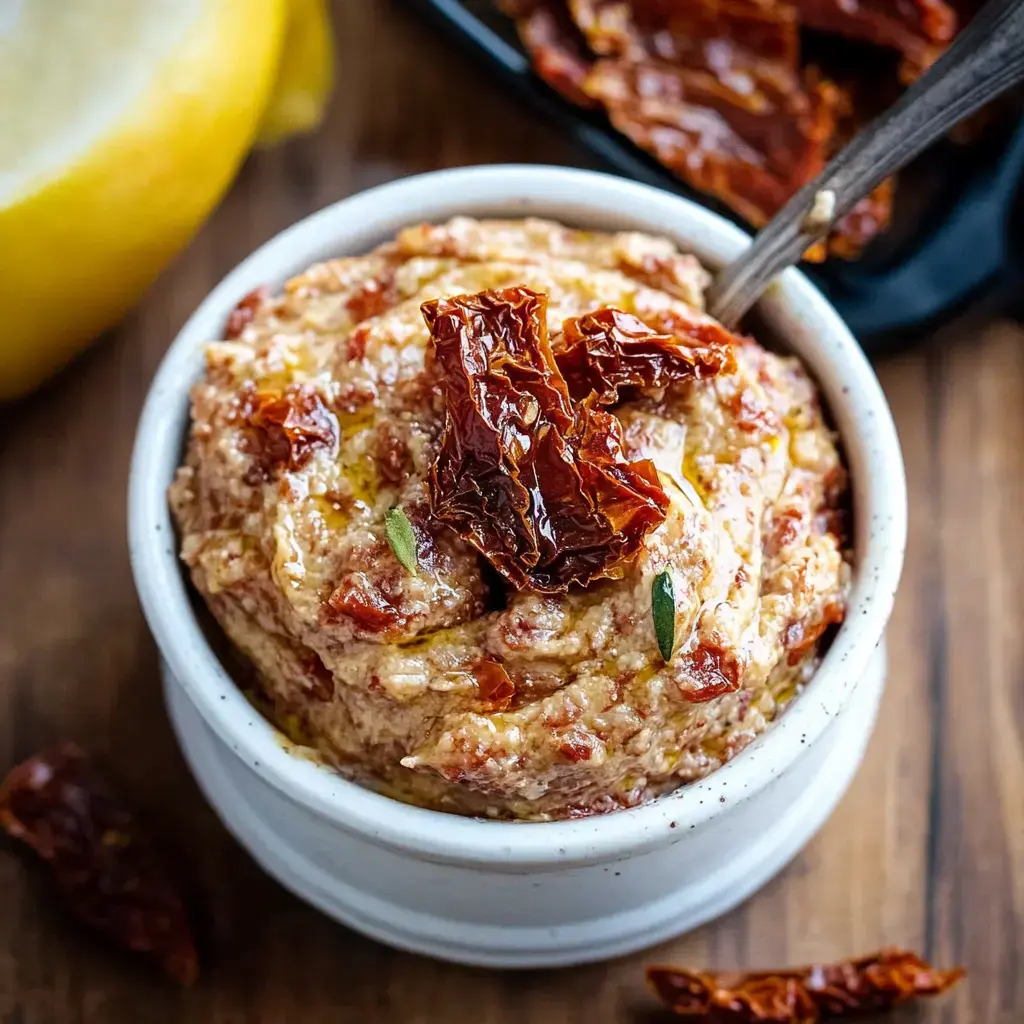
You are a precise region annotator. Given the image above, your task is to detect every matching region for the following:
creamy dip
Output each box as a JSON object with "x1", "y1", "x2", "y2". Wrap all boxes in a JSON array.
[{"x1": 170, "y1": 217, "x2": 850, "y2": 820}]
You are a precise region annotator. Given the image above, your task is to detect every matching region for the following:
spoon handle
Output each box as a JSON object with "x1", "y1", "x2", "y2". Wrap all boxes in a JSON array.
[{"x1": 707, "y1": 0, "x2": 1024, "y2": 328}]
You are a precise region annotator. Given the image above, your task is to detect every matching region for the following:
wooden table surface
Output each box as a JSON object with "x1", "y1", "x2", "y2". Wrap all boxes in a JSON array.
[{"x1": 1, "y1": 2, "x2": 1021, "y2": 1021}]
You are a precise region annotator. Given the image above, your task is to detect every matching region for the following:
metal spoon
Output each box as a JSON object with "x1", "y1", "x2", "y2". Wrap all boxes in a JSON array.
[{"x1": 707, "y1": 0, "x2": 1024, "y2": 328}]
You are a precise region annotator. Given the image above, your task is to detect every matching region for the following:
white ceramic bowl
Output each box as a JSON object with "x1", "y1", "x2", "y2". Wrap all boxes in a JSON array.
[{"x1": 129, "y1": 165, "x2": 907, "y2": 968}]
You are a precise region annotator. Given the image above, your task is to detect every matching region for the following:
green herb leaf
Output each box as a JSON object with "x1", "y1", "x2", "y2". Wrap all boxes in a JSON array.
[
  {"x1": 651, "y1": 570, "x2": 675, "y2": 662},
  {"x1": 385, "y1": 507, "x2": 418, "y2": 576}
]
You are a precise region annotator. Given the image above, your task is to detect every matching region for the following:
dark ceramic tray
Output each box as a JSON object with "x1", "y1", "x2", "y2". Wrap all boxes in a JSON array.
[{"x1": 407, "y1": 0, "x2": 1024, "y2": 350}]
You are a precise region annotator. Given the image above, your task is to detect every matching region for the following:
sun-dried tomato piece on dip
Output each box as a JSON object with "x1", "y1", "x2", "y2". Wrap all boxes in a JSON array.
[
  {"x1": 556, "y1": 305, "x2": 736, "y2": 403},
  {"x1": 422, "y1": 285, "x2": 672, "y2": 592},
  {"x1": 0, "y1": 744, "x2": 198, "y2": 985}
]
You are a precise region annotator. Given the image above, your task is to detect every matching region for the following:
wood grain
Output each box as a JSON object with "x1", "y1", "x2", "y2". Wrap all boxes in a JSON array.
[{"x1": 0, "y1": 1, "x2": 1021, "y2": 1021}]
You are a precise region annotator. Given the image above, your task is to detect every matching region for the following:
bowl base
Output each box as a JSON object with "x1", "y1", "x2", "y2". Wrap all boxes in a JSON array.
[{"x1": 165, "y1": 642, "x2": 884, "y2": 968}]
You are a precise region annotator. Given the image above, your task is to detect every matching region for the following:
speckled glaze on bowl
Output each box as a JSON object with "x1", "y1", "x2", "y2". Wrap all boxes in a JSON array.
[{"x1": 128, "y1": 166, "x2": 906, "y2": 968}]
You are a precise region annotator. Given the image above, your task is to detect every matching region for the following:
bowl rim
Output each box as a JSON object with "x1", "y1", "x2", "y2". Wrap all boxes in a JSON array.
[{"x1": 128, "y1": 164, "x2": 907, "y2": 868}]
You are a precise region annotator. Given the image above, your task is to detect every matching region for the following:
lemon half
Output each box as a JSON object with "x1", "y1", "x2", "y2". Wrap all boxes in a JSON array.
[
  {"x1": 258, "y1": 0, "x2": 335, "y2": 147},
  {"x1": 0, "y1": 0, "x2": 286, "y2": 399}
]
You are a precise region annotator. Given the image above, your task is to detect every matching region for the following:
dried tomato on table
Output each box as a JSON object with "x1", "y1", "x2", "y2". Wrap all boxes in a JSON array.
[
  {"x1": 0, "y1": 744, "x2": 198, "y2": 985},
  {"x1": 422, "y1": 286, "x2": 674, "y2": 593},
  {"x1": 647, "y1": 948, "x2": 964, "y2": 1021}
]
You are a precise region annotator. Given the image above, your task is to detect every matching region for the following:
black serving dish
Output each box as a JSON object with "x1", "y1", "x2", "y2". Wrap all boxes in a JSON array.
[{"x1": 407, "y1": 0, "x2": 1024, "y2": 350}]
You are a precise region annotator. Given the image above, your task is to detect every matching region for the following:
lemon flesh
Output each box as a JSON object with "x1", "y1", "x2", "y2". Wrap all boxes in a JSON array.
[{"x1": 0, "y1": 0, "x2": 286, "y2": 399}]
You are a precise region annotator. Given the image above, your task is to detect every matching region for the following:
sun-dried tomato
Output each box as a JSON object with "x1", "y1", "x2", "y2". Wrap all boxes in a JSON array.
[
  {"x1": 565, "y1": 0, "x2": 631, "y2": 55},
  {"x1": 793, "y1": 0, "x2": 954, "y2": 81},
  {"x1": 374, "y1": 421, "x2": 412, "y2": 486},
  {"x1": 326, "y1": 569, "x2": 410, "y2": 637},
  {"x1": 345, "y1": 324, "x2": 373, "y2": 362},
  {"x1": 647, "y1": 948, "x2": 964, "y2": 1021},
  {"x1": 765, "y1": 506, "x2": 806, "y2": 557},
  {"x1": 572, "y1": 0, "x2": 801, "y2": 68},
  {"x1": 574, "y1": 0, "x2": 816, "y2": 177},
  {"x1": 556, "y1": 307, "x2": 735, "y2": 404},
  {"x1": 785, "y1": 601, "x2": 845, "y2": 665},
  {"x1": 558, "y1": 729, "x2": 597, "y2": 761},
  {"x1": 0, "y1": 744, "x2": 198, "y2": 986},
  {"x1": 243, "y1": 383, "x2": 338, "y2": 479},
  {"x1": 422, "y1": 286, "x2": 669, "y2": 593},
  {"x1": 345, "y1": 273, "x2": 396, "y2": 323},
  {"x1": 224, "y1": 286, "x2": 268, "y2": 339},
  {"x1": 725, "y1": 386, "x2": 782, "y2": 437},
  {"x1": 643, "y1": 309, "x2": 752, "y2": 350},
  {"x1": 503, "y1": 0, "x2": 598, "y2": 107},
  {"x1": 584, "y1": 57, "x2": 841, "y2": 230},
  {"x1": 678, "y1": 642, "x2": 742, "y2": 702},
  {"x1": 474, "y1": 659, "x2": 517, "y2": 710},
  {"x1": 499, "y1": 0, "x2": 918, "y2": 258}
]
